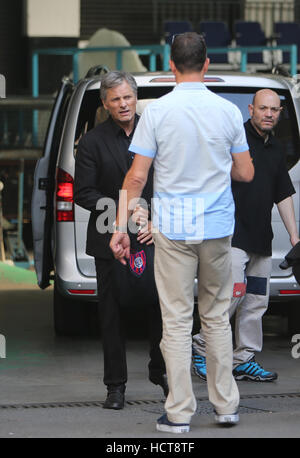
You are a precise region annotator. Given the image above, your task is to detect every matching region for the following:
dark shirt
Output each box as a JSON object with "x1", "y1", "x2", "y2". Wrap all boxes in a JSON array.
[
  {"x1": 231, "y1": 119, "x2": 295, "y2": 256},
  {"x1": 109, "y1": 114, "x2": 138, "y2": 167},
  {"x1": 109, "y1": 113, "x2": 153, "y2": 213}
]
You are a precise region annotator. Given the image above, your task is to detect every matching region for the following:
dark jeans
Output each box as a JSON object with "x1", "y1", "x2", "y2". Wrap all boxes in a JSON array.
[{"x1": 95, "y1": 257, "x2": 165, "y2": 387}]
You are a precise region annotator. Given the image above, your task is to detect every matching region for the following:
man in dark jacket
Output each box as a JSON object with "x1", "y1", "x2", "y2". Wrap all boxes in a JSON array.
[
  {"x1": 74, "y1": 71, "x2": 167, "y2": 410},
  {"x1": 192, "y1": 89, "x2": 299, "y2": 382}
]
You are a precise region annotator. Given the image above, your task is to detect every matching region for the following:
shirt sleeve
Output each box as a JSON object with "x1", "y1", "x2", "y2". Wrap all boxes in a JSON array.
[
  {"x1": 230, "y1": 106, "x2": 249, "y2": 154},
  {"x1": 274, "y1": 153, "x2": 296, "y2": 204},
  {"x1": 129, "y1": 105, "x2": 157, "y2": 158}
]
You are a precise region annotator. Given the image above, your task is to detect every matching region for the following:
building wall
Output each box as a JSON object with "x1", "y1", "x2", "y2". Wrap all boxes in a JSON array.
[
  {"x1": 25, "y1": 0, "x2": 80, "y2": 37},
  {"x1": 0, "y1": 1, "x2": 27, "y2": 94},
  {"x1": 245, "y1": 0, "x2": 294, "y2": 36},
  {"x1": 1, "y1": 0, "x2": 300, "y2": 95},
  {"x1": 80, "y1": 0, "x2": 243, "y2": 42},
  {"x1": 24, "y1": 0, "x2": 80, "y2": 94},
  {"x1": 80, "y1": 0, "x2": 155, "y2": 44}
]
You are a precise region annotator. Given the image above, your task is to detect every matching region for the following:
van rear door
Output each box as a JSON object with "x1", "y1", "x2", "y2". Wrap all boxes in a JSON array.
[{"x1": 32, "y1": 78, "x2": 73, "y2": 289}]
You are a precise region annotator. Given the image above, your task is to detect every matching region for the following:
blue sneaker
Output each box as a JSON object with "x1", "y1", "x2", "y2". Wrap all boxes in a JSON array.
[
  {"x1": 156, "y1": 414, "x2": 190, "y2": 434},
  {"x1": 233, "y1": 358, "x2": 278, "y2": 382},
  {"x1": 192, "y1": 351, "x2": 207, "y2": 381}
]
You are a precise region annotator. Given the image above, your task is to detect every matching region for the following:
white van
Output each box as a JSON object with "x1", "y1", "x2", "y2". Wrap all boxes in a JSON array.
[{"x1": 32, "y1": 70, "x2": 300, "y2": 335}]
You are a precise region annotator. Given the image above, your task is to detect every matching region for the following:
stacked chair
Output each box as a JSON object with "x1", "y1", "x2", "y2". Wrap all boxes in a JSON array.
[
  {"x1": 274, "y1": 22, "x2": 300, "y2": 65},
  {"x1": 164, "y1": 21, "x2": 193, "y2": 45},
  {"x1": 235, "y1": 21, "x2": 267, "y2": 64},
  {"x1": 163, "y1": 19, "x2": 299, "y2": 71},
  {"x1": 198, "y1": 21, "x2": 231, "y2": 64}
]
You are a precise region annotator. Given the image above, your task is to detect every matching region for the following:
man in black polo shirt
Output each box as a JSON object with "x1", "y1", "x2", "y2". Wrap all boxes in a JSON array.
[{"x1": 192, "y1": 89, "x2": 299, "y2": 381}]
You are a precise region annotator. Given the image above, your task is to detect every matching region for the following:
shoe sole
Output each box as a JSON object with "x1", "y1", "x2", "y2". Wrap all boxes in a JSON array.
[
  {"x1": 234, "y1": 374, "x2": 277, "y2": 382},
  {"x1": 103, "y1": 404, "x2": 124, "y2": 410},
  {"x1": 193, "y1": 366, "x2": 207, "y2": 381},
  {"x1": 156, "y1": 424, "x2": 190, "y2": 434},
  {"x1": 215, "y1": 413, "x2": 239, "y2": 425}
]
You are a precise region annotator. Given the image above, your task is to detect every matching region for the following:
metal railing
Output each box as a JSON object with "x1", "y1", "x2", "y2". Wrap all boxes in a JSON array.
[
  {"x1": 31, "y1": 42, "x2": 297, "y2": 98},
  {"x1": 32, "y1": 45, "x2": 170, "y2": 97},
  {"x1": 205, "y1": 44, "x2": 298, "y2": 74}
]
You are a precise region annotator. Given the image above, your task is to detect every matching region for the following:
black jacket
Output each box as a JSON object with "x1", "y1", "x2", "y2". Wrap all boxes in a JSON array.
[{"x1": 74, "y1": 116, "x2": 153, "y2": 259}]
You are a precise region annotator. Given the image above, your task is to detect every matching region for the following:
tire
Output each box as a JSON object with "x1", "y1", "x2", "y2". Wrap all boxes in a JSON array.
[{"x1": 53, "y1": 282, "x2": 99, "y2": 337}]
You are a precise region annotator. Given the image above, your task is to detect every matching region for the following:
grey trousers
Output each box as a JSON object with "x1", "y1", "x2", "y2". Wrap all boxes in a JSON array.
[
  {"x1": 193, "y1": 247, "x2": 272, "y2": 367},
  {"x1": 154, "y1": 232, "x2": 239, "y2": 424}
]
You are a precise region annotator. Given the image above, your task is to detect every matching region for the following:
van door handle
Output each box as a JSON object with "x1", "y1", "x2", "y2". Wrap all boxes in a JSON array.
[{"x1": 38, "y1": 178, "x2": 49, "y2": 190}]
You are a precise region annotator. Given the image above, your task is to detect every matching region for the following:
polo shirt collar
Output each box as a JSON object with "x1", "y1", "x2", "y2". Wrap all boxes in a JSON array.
[
  {"x1": 245, "y1": 119, "x2": 276, "y2": 146},
  {"x1": 174, "y1": 82, "x2": 207, "y2": 91}
]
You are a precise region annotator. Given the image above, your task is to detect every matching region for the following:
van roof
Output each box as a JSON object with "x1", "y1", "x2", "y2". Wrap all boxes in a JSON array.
[{"x1": 87, "y1": 72, "x2": 289, "y2": 91}]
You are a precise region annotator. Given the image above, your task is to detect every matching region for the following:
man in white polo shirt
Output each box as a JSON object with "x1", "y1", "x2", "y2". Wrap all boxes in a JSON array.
[{"x1": 110, "y1": 32, "x2": 254, "y2": 433}]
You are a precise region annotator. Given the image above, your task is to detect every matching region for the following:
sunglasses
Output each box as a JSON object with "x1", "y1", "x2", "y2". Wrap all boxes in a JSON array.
[{"x1": 171, "y1": 32, "x2": 205, "y2": 45}]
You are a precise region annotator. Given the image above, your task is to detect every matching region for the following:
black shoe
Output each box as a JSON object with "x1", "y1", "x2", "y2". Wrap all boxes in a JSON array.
[
  {"x1": 103, "y1": 385, "x2": 125, "y2": 410},
  {"x1": 149, "y1": 373, "x2": 169, "y2": 397}
]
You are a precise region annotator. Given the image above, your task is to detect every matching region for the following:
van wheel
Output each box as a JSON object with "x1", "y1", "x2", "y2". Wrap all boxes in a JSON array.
[
  {"x1": 53, "y1": 283, "x2": 99, "y2": 336},
  {"x1": 287, "y1": 300, "x2": 300, "y2": 336}
]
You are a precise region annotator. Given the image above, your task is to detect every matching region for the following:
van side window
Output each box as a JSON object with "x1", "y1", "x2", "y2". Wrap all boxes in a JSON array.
[{"x1": 74, "y1": 89, "x2": 100, "y2": 156}]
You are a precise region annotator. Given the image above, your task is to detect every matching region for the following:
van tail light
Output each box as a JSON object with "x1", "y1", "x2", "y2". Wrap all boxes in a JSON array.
[
  {"x1": 279, "y1": 290, "x2": 300, "y2": 295},
  {"x1": 68, "y1": 289, "x2": 96, "y2": 295},
  {"x1": 56, "y1": 168, "x2": 74, "y2": 222}
]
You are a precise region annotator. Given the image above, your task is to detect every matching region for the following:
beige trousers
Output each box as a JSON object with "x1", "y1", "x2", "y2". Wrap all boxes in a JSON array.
[{"x1": 153, "y1": 231, "x2": 239, "y2": 424}]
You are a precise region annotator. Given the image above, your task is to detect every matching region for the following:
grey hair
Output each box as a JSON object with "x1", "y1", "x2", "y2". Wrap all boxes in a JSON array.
[{"x1": 100, "y1": 71, "x2": 138, "y2": 101}]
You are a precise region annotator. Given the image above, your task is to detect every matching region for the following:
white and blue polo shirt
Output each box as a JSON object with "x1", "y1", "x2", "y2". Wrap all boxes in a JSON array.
[{"x1": 129, "y1": 82, "x2": 249, "y2": 241}]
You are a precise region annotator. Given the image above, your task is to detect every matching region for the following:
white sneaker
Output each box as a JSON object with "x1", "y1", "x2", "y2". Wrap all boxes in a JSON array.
[
  {"x1": 215, "y1": 411, "x2": 239, "y2": 426},
  {"x1": 156, "y1": 414, "x2": 190, "y2": 433}
]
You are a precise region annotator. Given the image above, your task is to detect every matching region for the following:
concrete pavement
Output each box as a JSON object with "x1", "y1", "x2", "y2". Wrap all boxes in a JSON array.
[{"x1": 0, "y1": 278, "x2": 300, "y2": 439}]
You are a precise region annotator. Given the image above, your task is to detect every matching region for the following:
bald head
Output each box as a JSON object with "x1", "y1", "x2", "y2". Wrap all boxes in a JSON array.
[
  {"x1": 252, "y1": 89, "x2": 281, "y2": 107},
  {"x1": 249, "y1": 89, "x2": 282, "y2": 137}
]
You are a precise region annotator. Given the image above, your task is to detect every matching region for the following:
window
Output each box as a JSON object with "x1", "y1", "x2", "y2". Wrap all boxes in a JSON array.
[
  {"x1": 74, "y1": 86, "x2": 300, "y2": 169},
  {"x1": 213, "y1": 88, "x2": 300, "y2": 170}
]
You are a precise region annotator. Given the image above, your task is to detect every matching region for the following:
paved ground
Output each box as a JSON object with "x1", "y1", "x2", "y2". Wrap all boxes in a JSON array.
[{"x1": 0, "y1": 278, "x2": 300, "y2": 441}]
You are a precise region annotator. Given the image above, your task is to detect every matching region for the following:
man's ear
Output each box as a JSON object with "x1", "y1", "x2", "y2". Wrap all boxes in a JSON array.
[
  {"x1": 169, "y1": 59, "x2": 177, "y2": 74},
  {"x1": 203, "y1": 57, "x2": 210, "y2": 73}
]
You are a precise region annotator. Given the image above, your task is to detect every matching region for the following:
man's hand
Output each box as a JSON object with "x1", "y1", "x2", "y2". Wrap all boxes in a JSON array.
[
  {"x1": 277, "y1": 197, "x2": 299, "y2": 248},
  {"x1": 131, "y1": 204, "x2": 154, "y2": 245},
  {"x1": 137, "y1": 221, "x2": 154, "y2": 245},
  {"x1": 110, "y1": 232, "x2": 130, "y2": 265},
  {"x1": 290, "y1": 235, "x2": 300, "y2": 247},
  {"x1": 131, "y1": 204, "x2": 148, "y2": 228}
]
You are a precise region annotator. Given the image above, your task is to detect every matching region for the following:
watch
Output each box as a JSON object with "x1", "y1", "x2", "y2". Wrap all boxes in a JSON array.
[{"x1": 113, "y1": 221, "x2": 127, "y2": 233}]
